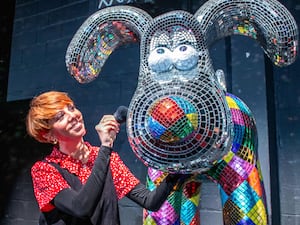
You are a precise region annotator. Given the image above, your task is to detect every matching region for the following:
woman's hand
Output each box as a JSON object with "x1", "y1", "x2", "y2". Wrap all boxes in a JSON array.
[{"x1": 95, "y1": 115, "x2": 120, "y2": 148}]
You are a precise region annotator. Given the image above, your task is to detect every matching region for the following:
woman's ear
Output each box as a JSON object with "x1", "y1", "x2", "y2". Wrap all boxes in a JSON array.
[{"x1": 42, "y1": 132, "x2": 58, "y2": 144}]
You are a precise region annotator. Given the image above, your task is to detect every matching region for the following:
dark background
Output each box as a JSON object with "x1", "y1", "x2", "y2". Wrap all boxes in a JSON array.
[{"x1": 0, "y1": 0, "x2": 299, "y2": 224}]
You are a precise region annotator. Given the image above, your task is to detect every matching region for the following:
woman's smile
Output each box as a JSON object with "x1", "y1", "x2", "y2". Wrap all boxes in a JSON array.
[{"x1": 70, "y1": 121, "x2": 83, "y2": 132}]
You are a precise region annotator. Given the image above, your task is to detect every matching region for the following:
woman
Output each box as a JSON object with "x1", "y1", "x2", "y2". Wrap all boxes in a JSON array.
[{"x1": 26, "y1": 91, "x2": 180, "y2": 225}]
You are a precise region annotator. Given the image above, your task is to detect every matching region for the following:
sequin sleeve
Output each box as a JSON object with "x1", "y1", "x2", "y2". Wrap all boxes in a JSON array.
[
  {"x1": 110, "y1": 152, "x2": 140, "y2": 199},
  {"x1": 31, "y1": 161, "x2": 69, "y2": 212}
]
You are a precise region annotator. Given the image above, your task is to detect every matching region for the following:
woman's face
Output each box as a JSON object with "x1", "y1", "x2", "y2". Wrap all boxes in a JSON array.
[{"x1": 49, "y1": 104, "x2": 86, "y2": 142}]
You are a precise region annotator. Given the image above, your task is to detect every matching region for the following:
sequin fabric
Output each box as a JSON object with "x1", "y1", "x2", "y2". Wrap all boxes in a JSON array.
[
  {"x1": 31, "y1": 142, "x2": 139, "y2": 212},
  {"x1": 143, "y1": 93, "x2": 268, "y2": 225}
]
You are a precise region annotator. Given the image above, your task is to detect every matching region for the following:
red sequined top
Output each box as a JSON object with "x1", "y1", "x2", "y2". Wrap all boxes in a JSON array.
[{"x1": 31, "y1": 142, "x2": 140, "y2": 212}]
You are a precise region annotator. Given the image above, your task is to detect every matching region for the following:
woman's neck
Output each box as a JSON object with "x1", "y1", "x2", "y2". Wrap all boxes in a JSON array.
[{"x1": 58, "y1": 139, "x2": 90, "y2": 163}]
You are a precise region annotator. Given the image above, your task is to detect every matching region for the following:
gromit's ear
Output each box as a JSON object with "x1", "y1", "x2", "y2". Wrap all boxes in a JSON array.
[
  {"x1": 65, "y1": 5, "x2": 152, "y2": 83},
  {"x1": 194, "y1": 0, "x2": 298, "y2": 67}
]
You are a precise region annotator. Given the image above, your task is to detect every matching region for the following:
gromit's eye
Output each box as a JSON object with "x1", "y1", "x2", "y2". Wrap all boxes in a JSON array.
[
  {"x1": 173, "y1": 45, "x2": 198, "y2": 71},
  {"x1": 148, "y1": 47, "x2": 173, "y2": 73}
]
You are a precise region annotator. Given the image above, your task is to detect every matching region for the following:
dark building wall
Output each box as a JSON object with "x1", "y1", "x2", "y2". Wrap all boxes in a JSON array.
[
  {"x1": 1, "y1": 0, "x2": 299, "y2": 225},
  {"x1": 272, "y1": 3, "x2": 300, "y2": 225},
  {"x1": 274, "y1": 59, "x2": 300, "y2": 224}
]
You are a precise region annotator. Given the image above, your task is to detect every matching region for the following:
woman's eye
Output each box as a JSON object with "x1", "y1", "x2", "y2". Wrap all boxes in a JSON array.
[
  {"x1": 57, "y1": 111, "x2": 66, "y2": 120},
  {"x1": 67, "y1": 104, "x2": 75, "y2": 112},
  {"x1": 148, "y1": 47, "x2": 173, "y2": 73},
  {"x1": 173, "y1": 45, "x2": 198, "y2": 71},
  {"x1": 49, "y1": 111, "x2": 65, "y2": 124}
]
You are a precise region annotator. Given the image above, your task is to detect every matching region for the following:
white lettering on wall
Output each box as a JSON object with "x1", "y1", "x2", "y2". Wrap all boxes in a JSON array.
[{"x1": 98, "y1": 0, "x2": 134, "y2": 9}]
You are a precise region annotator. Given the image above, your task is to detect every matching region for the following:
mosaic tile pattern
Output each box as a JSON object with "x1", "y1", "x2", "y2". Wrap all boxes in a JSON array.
[
  {"x1": 143, "y1": 93, "x2": 267, "y2": 225},
  {"x1": 65, "y1": 0, "x2": 298, "y2": 173}
]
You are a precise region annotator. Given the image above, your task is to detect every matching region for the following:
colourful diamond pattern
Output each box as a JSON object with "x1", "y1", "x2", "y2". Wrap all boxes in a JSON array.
[{"x1": 143, "y1": 94, "x2": 267, "y2": 225}]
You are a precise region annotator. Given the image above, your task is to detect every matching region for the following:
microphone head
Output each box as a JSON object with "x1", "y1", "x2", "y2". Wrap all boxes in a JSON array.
[{"x1": 113, "y1": 106, "x2": 128, "y2": 123}]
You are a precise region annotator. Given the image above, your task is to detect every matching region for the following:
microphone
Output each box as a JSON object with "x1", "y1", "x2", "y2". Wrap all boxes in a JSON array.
[
  {"x1": 113, "y1": 106, "x2": 128, "y2": 123},
  {"x1": 106, "y1": 106, "x2": 128, "y2": 146}
]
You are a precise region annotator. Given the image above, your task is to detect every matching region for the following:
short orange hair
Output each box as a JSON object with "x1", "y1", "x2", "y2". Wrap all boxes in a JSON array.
[{"x1": 26, "y1": 91, "x2": 74, "y2": 143}]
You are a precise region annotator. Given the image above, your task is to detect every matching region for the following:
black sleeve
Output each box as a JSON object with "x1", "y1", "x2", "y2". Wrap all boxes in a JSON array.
[
  {"x1": 126, "y1": 174, "x2": 180, "y2": 211},
  {"x1": 52, "y1": 146, "x2": 112, "y2": 218}
]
